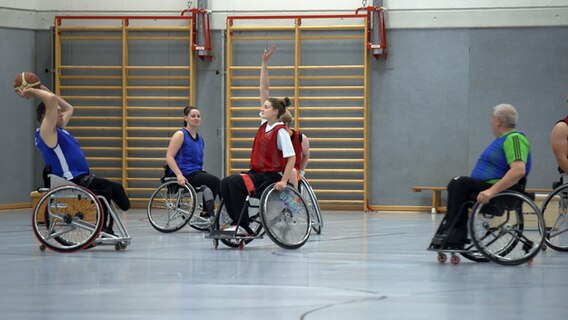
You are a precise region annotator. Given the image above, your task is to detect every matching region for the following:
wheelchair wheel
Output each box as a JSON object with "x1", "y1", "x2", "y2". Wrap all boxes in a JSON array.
[
  {"x1": 260, "y1": 184, "x2": 311, "y2": 249},
  {"x1": 32, "y1": 185, "x2": 104, "y2": 253},
  {"x1": 299, "y1": 178, "x2": 323, "y2": 234},
  {"x1": 469, "y1": 191, "x2": 544, "y2": 266},
  {"x1": 147, "y1": 181, "x2": 196, "y2": 233},
  {"x1": 213, "y1": 200, "x2": 263, "y2": 248},
  {"x1": 540, "y1": 183, "x2": 568, "y2": 251}
]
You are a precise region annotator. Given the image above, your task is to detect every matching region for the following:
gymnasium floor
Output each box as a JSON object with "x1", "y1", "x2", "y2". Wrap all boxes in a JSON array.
[{"x1": 0, "y1": 208, "x2": 567, "y2": 320}]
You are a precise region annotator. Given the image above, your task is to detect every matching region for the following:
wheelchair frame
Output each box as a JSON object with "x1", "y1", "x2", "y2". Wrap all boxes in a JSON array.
[
  {"x1": 32, "y1": 175, "x2": 131, "y2": 253},
  {"x1": 146, "y1": 177, "x2": 213, "y2": 233},
  {"x1": 429, "y1": 190, "x2": 545, "y2": 266},
  {"x1": 206, "y1": 182, "x2": 311, "y2": 250}
]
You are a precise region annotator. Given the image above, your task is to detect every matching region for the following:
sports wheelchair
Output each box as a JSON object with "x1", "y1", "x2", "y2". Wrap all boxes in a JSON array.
[
  {"x1": 146, "y1": 177, "x2": 215, "y2": 233},
  {"x1": 206, "y1": 181, "x2": 311, "y2": 250},
  {"x1": 32, "y1": 175, "x2": 131, "y2": 253},
  {"x1": 540, "y1": 173, "x2": 568, "y2": 251},
  {"x1": 298, "y1": 177, "x2": 323, "y2": 234},
  {"x1": 428, "y1": 188, "x2": 545, "y2": 266}
]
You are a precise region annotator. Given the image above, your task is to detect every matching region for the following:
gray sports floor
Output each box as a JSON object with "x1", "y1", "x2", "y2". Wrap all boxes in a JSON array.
[{"x1": 0, "y1": 209, "x2": 566, "y2": 320}]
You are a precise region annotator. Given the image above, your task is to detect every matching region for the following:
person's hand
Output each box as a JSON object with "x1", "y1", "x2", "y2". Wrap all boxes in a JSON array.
[
  {"x1": 40, "y1": 84, "x2": 52, "y2": 92},
  {"x1": 14, "y1": 87, "x2": 34, "y2": 99},
  {"x1": 476, "y1": 189, "x2": 495, "y2": 204},
  {"x1": 262, "y1": 45, "x2": 276, "y2": 62},
  {"x1": 274, "y1": 180, "x2": 286, "y2": 191},
  {"x1": 176, "y1": 174, "x2": 188, "y2": 187}
]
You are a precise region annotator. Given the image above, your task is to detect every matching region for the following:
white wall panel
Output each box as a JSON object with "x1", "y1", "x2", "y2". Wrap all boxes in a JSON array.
[{"x1": 1, "y1": 0, "x2": 568, "y2": 30}]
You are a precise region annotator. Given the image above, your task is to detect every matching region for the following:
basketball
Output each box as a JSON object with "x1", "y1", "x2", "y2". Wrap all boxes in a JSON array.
[{"x1": 13, "y1": 72, "x2": 41, "y2": 90}]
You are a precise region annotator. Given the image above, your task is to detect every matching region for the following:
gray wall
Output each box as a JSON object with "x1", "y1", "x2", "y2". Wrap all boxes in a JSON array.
[
  {"x1": 0, "y1": 28, "x2": 38, "y2": 204},
  {"x1": 1, "y1": 26, "x2": 567, "y2": 208},
  {"x1": 373, "y1": 27, "x2": 568, "y2": 206}
]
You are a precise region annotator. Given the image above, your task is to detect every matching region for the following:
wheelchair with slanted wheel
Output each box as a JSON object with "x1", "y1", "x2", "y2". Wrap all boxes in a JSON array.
[
  {"x1": 32, "y1": 175, "x2": 131, "y2": 253},
  {"x1": 298, "y1": 176, "x2": 323, "y2": 234},
  {"x1": 428, "y1": 184, "x2": 545, "y2": 266},
  {"x1": 146, "y1": 177, "x2": 216, "y2": 233},
  {"x1": 206, "y1": 180, "x2": 311, "y2": 250},
  {"x1": 540, "y1": 173, "x2": 568, "y2": 251}
]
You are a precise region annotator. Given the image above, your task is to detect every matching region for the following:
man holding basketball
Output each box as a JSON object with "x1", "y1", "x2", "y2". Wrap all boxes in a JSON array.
[{"x1": 15, "y1": 84, "x2": 130, "y2": 235}]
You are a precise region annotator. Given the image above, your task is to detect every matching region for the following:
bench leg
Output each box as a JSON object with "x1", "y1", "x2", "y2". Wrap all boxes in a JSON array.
[{"x1": 432, "y1": 191, "x2": 445, "y2": 213}]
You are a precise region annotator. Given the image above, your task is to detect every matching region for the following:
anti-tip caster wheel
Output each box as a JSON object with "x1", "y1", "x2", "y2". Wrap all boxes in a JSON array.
[
  {"x1": 450, "y1": 255, "x2": 460, "y2": 265},
  {"x1": 115, "y1": 242, "x2": 127, "y2": 251},
  {"x1": 437, "y1": 253, "x2": 447, "y2": 264},
  {"x1": 39, "y1": 245, "x2": 46, "y2": 252}
]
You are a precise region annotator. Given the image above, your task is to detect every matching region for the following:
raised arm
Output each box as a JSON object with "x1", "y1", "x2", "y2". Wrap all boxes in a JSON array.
[
  {"x1": 260, "y1": 45, "x2": 276, "y2": 106},
  {"x1": 16, "y1": 87, "x2": 60, "y2": 147},
  {"x1": 43, "y1": 85, "x2": 74, "y2": 127}
]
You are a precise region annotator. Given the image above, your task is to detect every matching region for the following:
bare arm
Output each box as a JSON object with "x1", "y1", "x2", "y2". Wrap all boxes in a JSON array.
[
  {"x1": 16, "y1": 87, "x2": 60, "y2": 147},
  {"x1": 299, "y1": 134, "x2": 310, "y2": 173},
  {"x1": 275, "y1": 155, "x2": 296, "y2": 191},
  {"x1": 477, "y1": 161, "x2": 526, "y2": 203},
  {"x1": 551, "y1": 122, "x2": 568, "y2": 173},
  {"x1": 166, "y1": 130, "x2": 187, "y2": 186},
  {"x1": 260, "y1": 45, "x2": 276, "y2": 106},
  {"x1": 43, "y1": 85, "x2": 74, "y2": 127}
]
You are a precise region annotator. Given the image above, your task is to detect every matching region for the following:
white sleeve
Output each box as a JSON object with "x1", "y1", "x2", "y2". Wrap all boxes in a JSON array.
[{"x1": 276, "y1": 128, "x2": 295, "y2": 158}]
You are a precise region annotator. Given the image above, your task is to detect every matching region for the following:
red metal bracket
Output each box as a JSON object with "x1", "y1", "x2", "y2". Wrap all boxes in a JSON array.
[
  {"x1": 356, "y1": 6, "x2": 387, "y2": 60},
  {"x1": 182, "y1": 8, "x2": 213, "y2": 61}
]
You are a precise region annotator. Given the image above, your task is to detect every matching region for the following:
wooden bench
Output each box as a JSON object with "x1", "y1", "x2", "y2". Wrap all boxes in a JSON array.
[
  {"x1": 411, "y1": 186, "x2": 447, "y2": 213},
  {"x1": 411, "y1": 186, "x2": 552, "y2": 214}
]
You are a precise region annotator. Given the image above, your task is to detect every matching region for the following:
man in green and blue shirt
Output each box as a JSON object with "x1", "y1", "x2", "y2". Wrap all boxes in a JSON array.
[{"x1": 433, "y1": 104, "x2": 531, "y2": 249}]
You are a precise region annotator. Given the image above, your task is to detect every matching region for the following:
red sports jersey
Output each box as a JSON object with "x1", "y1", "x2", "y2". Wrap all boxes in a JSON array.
[{"x1": 250, "y1": 122, "x2": 287, "y2": 172}]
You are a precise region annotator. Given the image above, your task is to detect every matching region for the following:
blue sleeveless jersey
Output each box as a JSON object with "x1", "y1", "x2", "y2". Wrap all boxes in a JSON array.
[
  {"x1": 471, "y1": 131, "x2": 531, "y2": 182},
  {"x1": 174, "y1": 128, "x2": 204, "y2": 176},
  {"x1": 35, "y1": 128, "x2": 90, "y2": 180}
]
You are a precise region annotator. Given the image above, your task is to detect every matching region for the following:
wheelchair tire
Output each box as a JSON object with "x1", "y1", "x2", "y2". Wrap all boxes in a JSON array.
[
  {"x1": 540, "y1": 183, "x2": 568, "y2": 252},
  {"x1": 469, "y1": 191, "x2": 544, "y2": 266},
  {"x1": 260, "y1": 184, "x2": 311, "y2": 249},
  {"x1": 147, "y1": 181, "x2": 196, "y2": 233},
  {"x1": 299, "y1": 178, "x2": 323, "y2": 235},
  {"x1": 32, "y1": 185, "x2": 104, "y2": 253},
  {"x1": 214, "y1": 200, "x2": 263, "y2": 248}
]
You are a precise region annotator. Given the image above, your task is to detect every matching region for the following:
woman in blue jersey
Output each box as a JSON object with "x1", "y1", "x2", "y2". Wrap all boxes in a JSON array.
[
  {"x1": 16, "y1": 85, "x2": 130, "y2": 235},
  {"x1": 165, "y1": 106, "x2": 221, "y2": 215}
]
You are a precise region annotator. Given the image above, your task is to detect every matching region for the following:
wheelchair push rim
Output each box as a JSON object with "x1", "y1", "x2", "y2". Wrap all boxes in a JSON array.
[
  {"x1": 469, "y1": 191, "x2": 545, "y2": 266},
  {"x1": 147, "y1": 180, "x2": 197, "y2": 233},
  {"x1": 32, "y1": 185, "x2": 104, "y2": 253},
  {"x1": 260, "y1": 184, "x2": 311, "y2": 249}
]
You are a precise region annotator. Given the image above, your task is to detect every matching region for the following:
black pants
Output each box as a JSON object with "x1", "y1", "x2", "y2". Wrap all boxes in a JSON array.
[
  {"x1": 184, "y1": 171, "x2": 221, "y2": 199},
  {"x1": 441, "y1": 176, "x2": 522, "y2": 243},
  {"x1": 71, "y1": 174, "x2": 130, "y2": 228},
  {"x1": 220, "y1": 172, "x2": 281, "y2": 227}
]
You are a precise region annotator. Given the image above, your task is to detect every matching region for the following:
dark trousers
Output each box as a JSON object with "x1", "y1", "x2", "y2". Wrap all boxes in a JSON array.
[
  {"x1": 72, "y1": 175, "x2": 130, "y2": 228},
  {"x1": 441, "y1": 176, "x2": 522, "y2": 243},
  {"x1": 184, "y1": 171, "x2": 221, "y2": 199},
  {"x1": 220, "y1": 172, "x2": 281, "y2": 227}
]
